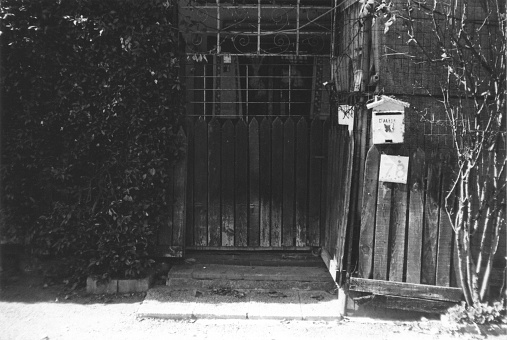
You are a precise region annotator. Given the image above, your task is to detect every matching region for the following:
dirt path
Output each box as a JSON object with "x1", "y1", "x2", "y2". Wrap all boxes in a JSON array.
[{"x1": 0, "y1": 273, "x2": 503, "y2": 340}]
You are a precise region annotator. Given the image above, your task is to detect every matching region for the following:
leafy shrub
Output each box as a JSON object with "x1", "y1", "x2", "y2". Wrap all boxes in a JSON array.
[
  {"x1": 1, "y1": 0, "x2": 184, "y2": 281},
  {"x1": 446, "y1": 301, "x2": 507, "y2": 325}
]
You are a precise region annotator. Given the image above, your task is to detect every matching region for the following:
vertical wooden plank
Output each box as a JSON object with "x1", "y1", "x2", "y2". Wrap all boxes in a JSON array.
[
  {"x1": 194, "y1": 117, "x2": 208, "y2": 246},
  {"x1": 172, "y1": 128, "x2": 187, "y2": 248},
  {"x1": 319, "y1": 118, "x2": 331, "y2": 246},
  {"x1": 358, "y1": 145, "x2": 381, "y2": 279},
  {"x1": 421, "y1": 158, "x2": 442, "y2": 285},
  {"x1": 336, "y1": 131, "x2": 354, "y2": 273},
  {"x1": 389, "y1": 147, "x2": 409, "y2": 282},
  {"x1": 159, "y1": 165, "x2": 174, "y2": 246},
  {"x1": 373, "y1": 147, "x2": 393, "y2": 280},
  {"x1": 271, "y1": 118, "x2": 283, "y2": 246},
  {"x1": 249, "y1": 119, "x2": 260, "y2": 247},
  {"x1": 406, "y1": 148, "x2": 426, "y2": 284},
  {"x1": 221, "y1": 120, "x2": 235, "y2": 246},
  {"x1": 436, "y1": 161, "x2": 453, "y2": 286},
  {"x1": 185, "y1": 119, "x2": 195, "y2": 247},
  {"x1": 283, "y1": 118, "x2": 295, "y2": 247},
  {"x1": 295, "y1": 118, "x2": 309, "y2": 247},
  {"x1": 324, "y1": 125, "x2": 337, "y2": 254},
  {"x1": 330, "y1": 126, "x2": 345, "y2": 256},
  {"x1": 308, "y1": 119, "x2": 323, "y2": 246},
  {"x1": 207, "y1": 119, "x2": 221, "y2": 246},
  {"x1": 235, "y1": 120, "x2": 248, "y2": 247},
  {"x1": 259, "y1": 118, "x2": 271, "y2": 247}
]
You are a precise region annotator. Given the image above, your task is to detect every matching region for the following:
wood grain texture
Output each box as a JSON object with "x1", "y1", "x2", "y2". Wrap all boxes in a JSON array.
[
  {"x1": 406, "y1": 148, "x2": 426, "y2": 284},
  {"x1": 194, "y1": 117, "x2": 208, "y2": 246},
  {"x1": 349, "y1": 277, "x2": 463, "y2": 302},
  {"x1": 172, "y1": 127, "x2": 187, "y2": 248},
  {"x1": 271, "y1": 118, "x2": 283, "y2": 247},
  {"x1": 158, "y1": 165, "x2": 174, "y2": 246},
  {"x1": 374, "y1": 179, "x2": 392, "y2": 280},
  {"x1": 436, "y1": 163, "x2": 453, "y2": 286},
  {"x1": 421, "y1": 159, "x2": 442, "y2": 285},
  {"x1": 319, "y1": 118, "x2": 331, "y2": 246},
  {"x1": 295, "y1": 118, "x2": 308, "y2": 247},
  {"x1": 358, "y1": 145, "x2": 381, "y2": 279},
  {"x1": 389, "y1": 147, "x2": 409, "y2": 282},
  {"x1": 185, "y1": 119, "x2": 195, "y2": 247},
  {"x1": 221, "y1": 120, "x2": 235, "y2": 246},
  {"x1": 308, "y1": 119, "x2": 323, "y2": 246},
  {"x1": 336, "y1": 128, "x2": 353, "y2": 274},
  {"x1": 235, "y1": 120, "x2": 248, "y2": 247},
  {"x1": 248, "y1": 119, "x2": 260, "y2": 247},
  {"x1": 207, "y1": 119, "x2": 221, "y2": 246},
  {"x1": 282, "y1": 118, "x2": 295, "y2": 247},
  {"x1": 259, "y1": 118, "x2": 272, "y2": 247}
]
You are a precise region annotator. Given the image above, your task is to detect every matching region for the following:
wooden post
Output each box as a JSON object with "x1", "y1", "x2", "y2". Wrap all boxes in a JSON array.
[{"x1": 342, "y1": 3, "x2": 374, "y2": 316}]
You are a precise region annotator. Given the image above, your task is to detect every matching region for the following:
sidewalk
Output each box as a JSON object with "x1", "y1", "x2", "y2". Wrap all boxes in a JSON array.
[{"x1": 137, "y1": 286, "x2": 341, "y2": 321}]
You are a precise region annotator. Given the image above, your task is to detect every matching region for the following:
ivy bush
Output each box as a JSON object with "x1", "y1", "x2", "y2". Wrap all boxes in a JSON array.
[
  {"x1": 446, "y1": 301, "x2": 507, "y2": 325},
  {"x1": 1, "y1": 0, "x2": 184, "y2": 281}
]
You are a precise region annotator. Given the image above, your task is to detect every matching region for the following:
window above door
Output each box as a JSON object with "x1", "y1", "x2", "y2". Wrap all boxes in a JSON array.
[{"x1": 179, "y1": 0, "x2": 335, "y2": 57}]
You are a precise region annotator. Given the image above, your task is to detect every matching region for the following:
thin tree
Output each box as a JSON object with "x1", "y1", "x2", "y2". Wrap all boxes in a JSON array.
[{"x1": 373, "y1": 0, "x2": 506, "y2": 306}]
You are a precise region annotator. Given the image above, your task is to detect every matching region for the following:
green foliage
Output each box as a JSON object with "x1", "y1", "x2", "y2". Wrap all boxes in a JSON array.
[
  {"x1": 446, "y1": 302, "x2": 507, "y2": 325},
  {"x1": 1, "y1": 0, "x2": 184, "y2": 281}
]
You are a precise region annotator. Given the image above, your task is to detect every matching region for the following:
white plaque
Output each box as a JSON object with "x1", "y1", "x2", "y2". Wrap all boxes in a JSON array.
[{"x1": 379, "y1": 155, "x2": 409, "y2": 184}]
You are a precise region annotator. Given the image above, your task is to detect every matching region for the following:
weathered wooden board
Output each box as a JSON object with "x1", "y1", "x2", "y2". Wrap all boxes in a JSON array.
[
  {"x1": 422, "y1": 159, "x2": 442, "y2": 285},
  {"x1": 221, "y1": 120, "x2": 235, "y2": 246},
  {"x1": 319, "y1": 118, "x2": 331, "y2": 246},
  {"x1": 249, "y1": 119, "x2": 260, "y2": 247},
  {"x1": 173, "y1": 130, "x2": 187, "y2": 248},
  {"x1": 282, "y1": 118, "x2": 295, "y2": 247},
  {"x1": 185, "y1": 119, "x2": 195, "y2": 247},
  {"x1": 194, "y1": 117, "x2": 208, "y2": 246},
  {"x1": 336, "y1": 129, "x2": 353, "y2": 275},
  {"x1": 295, "y1": 118, "x2": 308, "y2": 247},
  {"x1": 158, "y1": 165, "x2": 174, "y2": 246},
  {"x1": 259, "y1": 118, "x2": 272, "y2": 247},
  {"x1": 271, "y1": 118, "x2": 283, "y2": 247},
  {"x1": 349, "y1": 277, "x2": 463, "y2": 302},
  {"x1": 436, "y1": 164, "x2": 453, "y2": 286},
  {"x1": 406, "y1": 148, "x2": 425, "y2": 284},
  {"x1": 207, "y1": 119, "x2": 221, "y2": 246},
  {"x1": 389, "y1": 146, "x2": 409, "y2": 282},
  {"x1": 358, "y1": 145, "x2": 381, "y2": 279},
  {"x1": 374, "y1": 179, "x2": 392, "y2": 280},
  {"x1": 235, "y1": 120, "x2": 248, "y2": 247},
  {"x1": 308, "y1": 119, "x2": 323, "y2": 246},
  {"x1": 358, "y1": 294, "x2": 459, "y2": 314}
]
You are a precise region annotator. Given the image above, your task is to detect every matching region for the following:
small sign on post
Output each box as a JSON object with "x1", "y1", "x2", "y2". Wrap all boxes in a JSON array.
[{"x1": 379, "y1": 154, "x2": 409, "y2": 184}]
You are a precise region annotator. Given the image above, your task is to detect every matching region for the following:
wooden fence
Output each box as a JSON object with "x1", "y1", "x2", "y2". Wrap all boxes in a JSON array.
[
  {"x1": 156, "y1": 128, "x2": 188, "y2": 257},
  {"x1": 184, "y1": 117, "x2": 338, "y2": 250},
  {"x1": 320, "y1": 124, "x2": 354, "y2": 281},
  {"x1": 350, "y1": 145, "x2": 463, "y2": 311}
]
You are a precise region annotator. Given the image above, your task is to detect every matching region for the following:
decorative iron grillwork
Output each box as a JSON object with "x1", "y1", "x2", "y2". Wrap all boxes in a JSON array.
[{"x1": 179, "y1": 0, "x2": 335, "y2": 56}]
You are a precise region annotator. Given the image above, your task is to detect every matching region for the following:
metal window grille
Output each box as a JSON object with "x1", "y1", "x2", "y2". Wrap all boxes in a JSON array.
[{"x1": 179, "y1": 0, "x2": 334, "y2": 117}]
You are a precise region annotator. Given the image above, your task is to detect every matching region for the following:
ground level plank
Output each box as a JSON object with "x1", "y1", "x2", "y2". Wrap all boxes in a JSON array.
[{"x1": 349, "y1": 277, "x2": 463, "y2": 302}]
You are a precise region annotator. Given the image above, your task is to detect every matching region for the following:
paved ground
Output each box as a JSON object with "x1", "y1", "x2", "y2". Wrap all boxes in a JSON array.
[{"x1": 1, "y1": 272, "x2": 506, "y2": 340}]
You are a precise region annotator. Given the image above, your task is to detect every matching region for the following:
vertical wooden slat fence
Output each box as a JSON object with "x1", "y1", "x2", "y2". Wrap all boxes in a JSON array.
[
  {"x1": 156, "y1": 128, "x2": 188, "y2": 257},
  {"x1": 351, "y1": 145, "x2": 464, "y2": 311},
  {"x1": 184, "y1": 117, "x2": 339, "y2": 250},
  {"x1": 320, "y1": 123, "x2": 354, "y2": 281},
  {"x1": 356, "y1": 146, "x2": 460, "y2": 286}
]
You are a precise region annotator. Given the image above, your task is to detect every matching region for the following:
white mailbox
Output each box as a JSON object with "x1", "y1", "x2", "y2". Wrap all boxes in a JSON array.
[{"x1": 367, "y1": 96, "x2": 409, "y2": 144}]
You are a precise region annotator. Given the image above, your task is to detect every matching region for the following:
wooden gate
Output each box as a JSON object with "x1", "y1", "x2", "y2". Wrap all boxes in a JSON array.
[
  {"x1": 349, "y1": 145, "x2": 463, "y2": 312},
  {"x1": 184, "y1": 116, "x2": 340, "y2": 250}
]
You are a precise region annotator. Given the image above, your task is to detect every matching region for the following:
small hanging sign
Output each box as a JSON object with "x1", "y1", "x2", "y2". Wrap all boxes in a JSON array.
[{"x1": 379, "y1": 154, "x2": 409, "y2": 184}]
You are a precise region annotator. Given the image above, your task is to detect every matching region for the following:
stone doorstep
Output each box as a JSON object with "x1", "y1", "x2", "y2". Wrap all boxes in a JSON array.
[{"x1": 86, "y1": 274, "x2": 154, "y2": 294}]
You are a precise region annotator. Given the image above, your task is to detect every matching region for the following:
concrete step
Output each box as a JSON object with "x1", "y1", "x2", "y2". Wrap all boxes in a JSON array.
[
  {"x1": 183, "y1": 251, "x2": 324, "y2": 267},
  {"x1": 166, "y1": 263, "x2": 337, "y2": 291}
]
